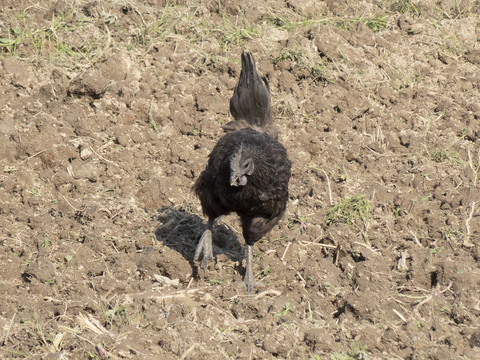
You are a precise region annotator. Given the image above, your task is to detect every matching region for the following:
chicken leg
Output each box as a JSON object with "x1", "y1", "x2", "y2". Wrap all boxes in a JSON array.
[
  {"x1": 243, "y1": 244, "x2": 254, "y2": 294},
  {"x1": 194, "y1": 219, "x2": 214, "y2": 270}
]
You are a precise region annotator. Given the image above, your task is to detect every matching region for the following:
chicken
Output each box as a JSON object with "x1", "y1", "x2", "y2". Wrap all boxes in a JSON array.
[{"x1": 193, "y1": 52, "x2": 291, "y2": 293}]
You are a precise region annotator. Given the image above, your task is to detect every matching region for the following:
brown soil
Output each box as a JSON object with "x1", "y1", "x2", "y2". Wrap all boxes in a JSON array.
[{"x1": 1, "y1": 0, "x2": 480, "y2": 359}]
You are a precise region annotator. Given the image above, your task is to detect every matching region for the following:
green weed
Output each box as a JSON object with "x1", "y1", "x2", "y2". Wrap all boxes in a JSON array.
[
  {"x1": 425, "y1": 148, "x2": 460, "y2": 163},
  {"x1": 103, "y1": 303, "x2": 128, "y2": 327},
  {"x1": 213, "y1": 17, "x2": 259, "y2": 51},
  {"x1": 390, "y1": 0, "x2": 422, "y2": 16},
  {"x1": 273, "y1": 48, "x2": 333, "y2": 83},
  {"x1": 362, "y1": 15, "x2": 387, "y2": 32},
  {"x1": 263, "y1": 15, "x2": 330, "y2": 31},
  {"x1": 311, "y1": 63, "x2": 334, "y2": 83},
  {"x1": 262, "y1": 265, "x2": 272, "y2": 276},
  {"x1": 1, "y1": 4, "x2": 112, "y2": 67},
  {"x1": 37, "y1": 233, "x2": 50, "y2": 250},
  {"x1": 336, "y1": 15, "x2": 387, "y2": 32},
  {"x1": 272, "y1": 48, "x2": 304, "y2": 65},
  {"x1": 0, "y1": 26, "x2": 23, "y2": 53},
  {"x1": 276, "y1": 302, "x2": 294, "y2": 317},
  {"x1": 325, "y1": 195, "x2": 371, "y2": 226}
]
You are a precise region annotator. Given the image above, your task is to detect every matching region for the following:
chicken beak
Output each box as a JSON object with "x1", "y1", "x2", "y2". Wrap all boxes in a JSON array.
[{"x1": 231, "y1": 175, "x2": 247, "y2": 186}]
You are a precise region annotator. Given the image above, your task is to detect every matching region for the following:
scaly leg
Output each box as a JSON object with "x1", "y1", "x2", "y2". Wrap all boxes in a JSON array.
[
  {"x1": 243, "y1": 244, "x2": 254, "y2": 294},
  {"x1": 194, "y1": 219, "x2": 214, "y2": 270}
]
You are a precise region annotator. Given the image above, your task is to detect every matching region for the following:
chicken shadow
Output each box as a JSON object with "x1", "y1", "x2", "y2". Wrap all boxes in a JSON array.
[{"x1": 153, "y1": 206, "x2": 244, "y2": 278}]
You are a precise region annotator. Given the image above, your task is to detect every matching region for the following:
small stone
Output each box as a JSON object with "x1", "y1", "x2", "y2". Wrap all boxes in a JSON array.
[{"x1": 80, "y1": 148, "x2": 93, "y2": 160}]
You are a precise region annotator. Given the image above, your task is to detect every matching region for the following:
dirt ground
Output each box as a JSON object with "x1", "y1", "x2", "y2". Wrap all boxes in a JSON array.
[{"x1": 1, "y1": 0, "x2": 480, "y2": 359}]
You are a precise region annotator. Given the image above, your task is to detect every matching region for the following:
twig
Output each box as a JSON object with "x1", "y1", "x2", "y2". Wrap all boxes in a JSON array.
[
  {"x1": 128, "y1": 1, "x2": 147, "y2": 27},
  {"x1": 180, "y1": 344, "x2": 197, "y2": 360},
  {"x1": 60, "y1": 194, "x2": 77, "y2": 211},
  {"x1": 296, "y1": 272, "x2": 306, "y2": 284},
  {"x1": 96, "y1": 343, "x2": 107, "y2": 357},
  {"x1": 334, "y1": 244, "x2": 341, "y2": 266},
  {"x1": 322, "y1": 169, "x2": 333, "y2": 205},
  {"x1": 94, "y1": 25, "x2": 112, "y2": 64},
  {"x1": 370, "y1": 188, "x2": 376, "y2": 204},
  {"x1": 43, "y1": 296, "x2": 63, "y2": 304},
  {"x1": 410, "y1": 230, "x2": 423, "y2": 247},
  {"x1": 363, "y1": 145, "x2": 409, "y2": 157},
  {"x1": 464, "y1": 201, "x2": 476, "y2": 247},
  {"x1": 465, "y1": 201, "x2": 476, "y2": 235},
  {"x1": 102, "y1": 288, "x2": 114, "y2": 300},
  {"x1": 23, "y1": 149, "x2": 47, "y2": 162},
  {"x1": 436, "y1": 281, "x2": 453, "y2": 295},
  {"x1": 3, "y1": 311, "x2": 16, "y2": 345},
  {"x1": 467, "y1": 148, "x2": 479, "y2": 186},
  {"x1": 59, "y1": 326, "x2": 93, "y2": 344},
  {"x1": 77, "y1": 313, "x2": 113, "y2": 336},
  {"x1": 391, "y1": 297, "x2": 408, "y2": 306},
  {"x1": 392, "y1": 308, "x2": 407, "y2": 322},
  {"x1": 147, "y1": 97, "x2": 159, "y2": 131},
  {"x1": 255, "y1": 289, "x2": 281, "y2": 299},
  {"x1": 280, "y1": 241, "x2": 291, "y2": 262},
  {"x1": 300, "y1": 240, "x2": 337, "y2": 249},
  {"x1": 89, "y1": 146, "x2": 120, "y2": 167},
  {"x1": 186, "y1": 277, "x2": 194, "y2": 289},
  {"x1": 414, "y1": 282, "x2": 453, "y2": 316}
]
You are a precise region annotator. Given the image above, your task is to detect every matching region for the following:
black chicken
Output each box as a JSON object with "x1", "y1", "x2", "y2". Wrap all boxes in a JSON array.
[{"x1": 193, "y1": 52, "x2": 291, "y2": 293}]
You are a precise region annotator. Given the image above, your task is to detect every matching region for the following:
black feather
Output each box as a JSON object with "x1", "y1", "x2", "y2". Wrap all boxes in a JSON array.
[
  {"x1": 224, "y1": 52, "x2": 278, "y2": 138},
  {"x1": 193, "y1": 51, "x2": 291, "y2": 293}
]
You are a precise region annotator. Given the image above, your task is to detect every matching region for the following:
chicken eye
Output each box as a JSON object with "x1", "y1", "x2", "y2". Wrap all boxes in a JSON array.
[{"x1": 242, "y1": 159, "x2": 252, "y2": 169}]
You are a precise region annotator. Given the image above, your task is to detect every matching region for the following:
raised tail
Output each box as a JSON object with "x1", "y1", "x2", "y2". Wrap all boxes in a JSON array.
[{"x1": 224, "y1": 52, "x2": 277, "y2": 138}]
